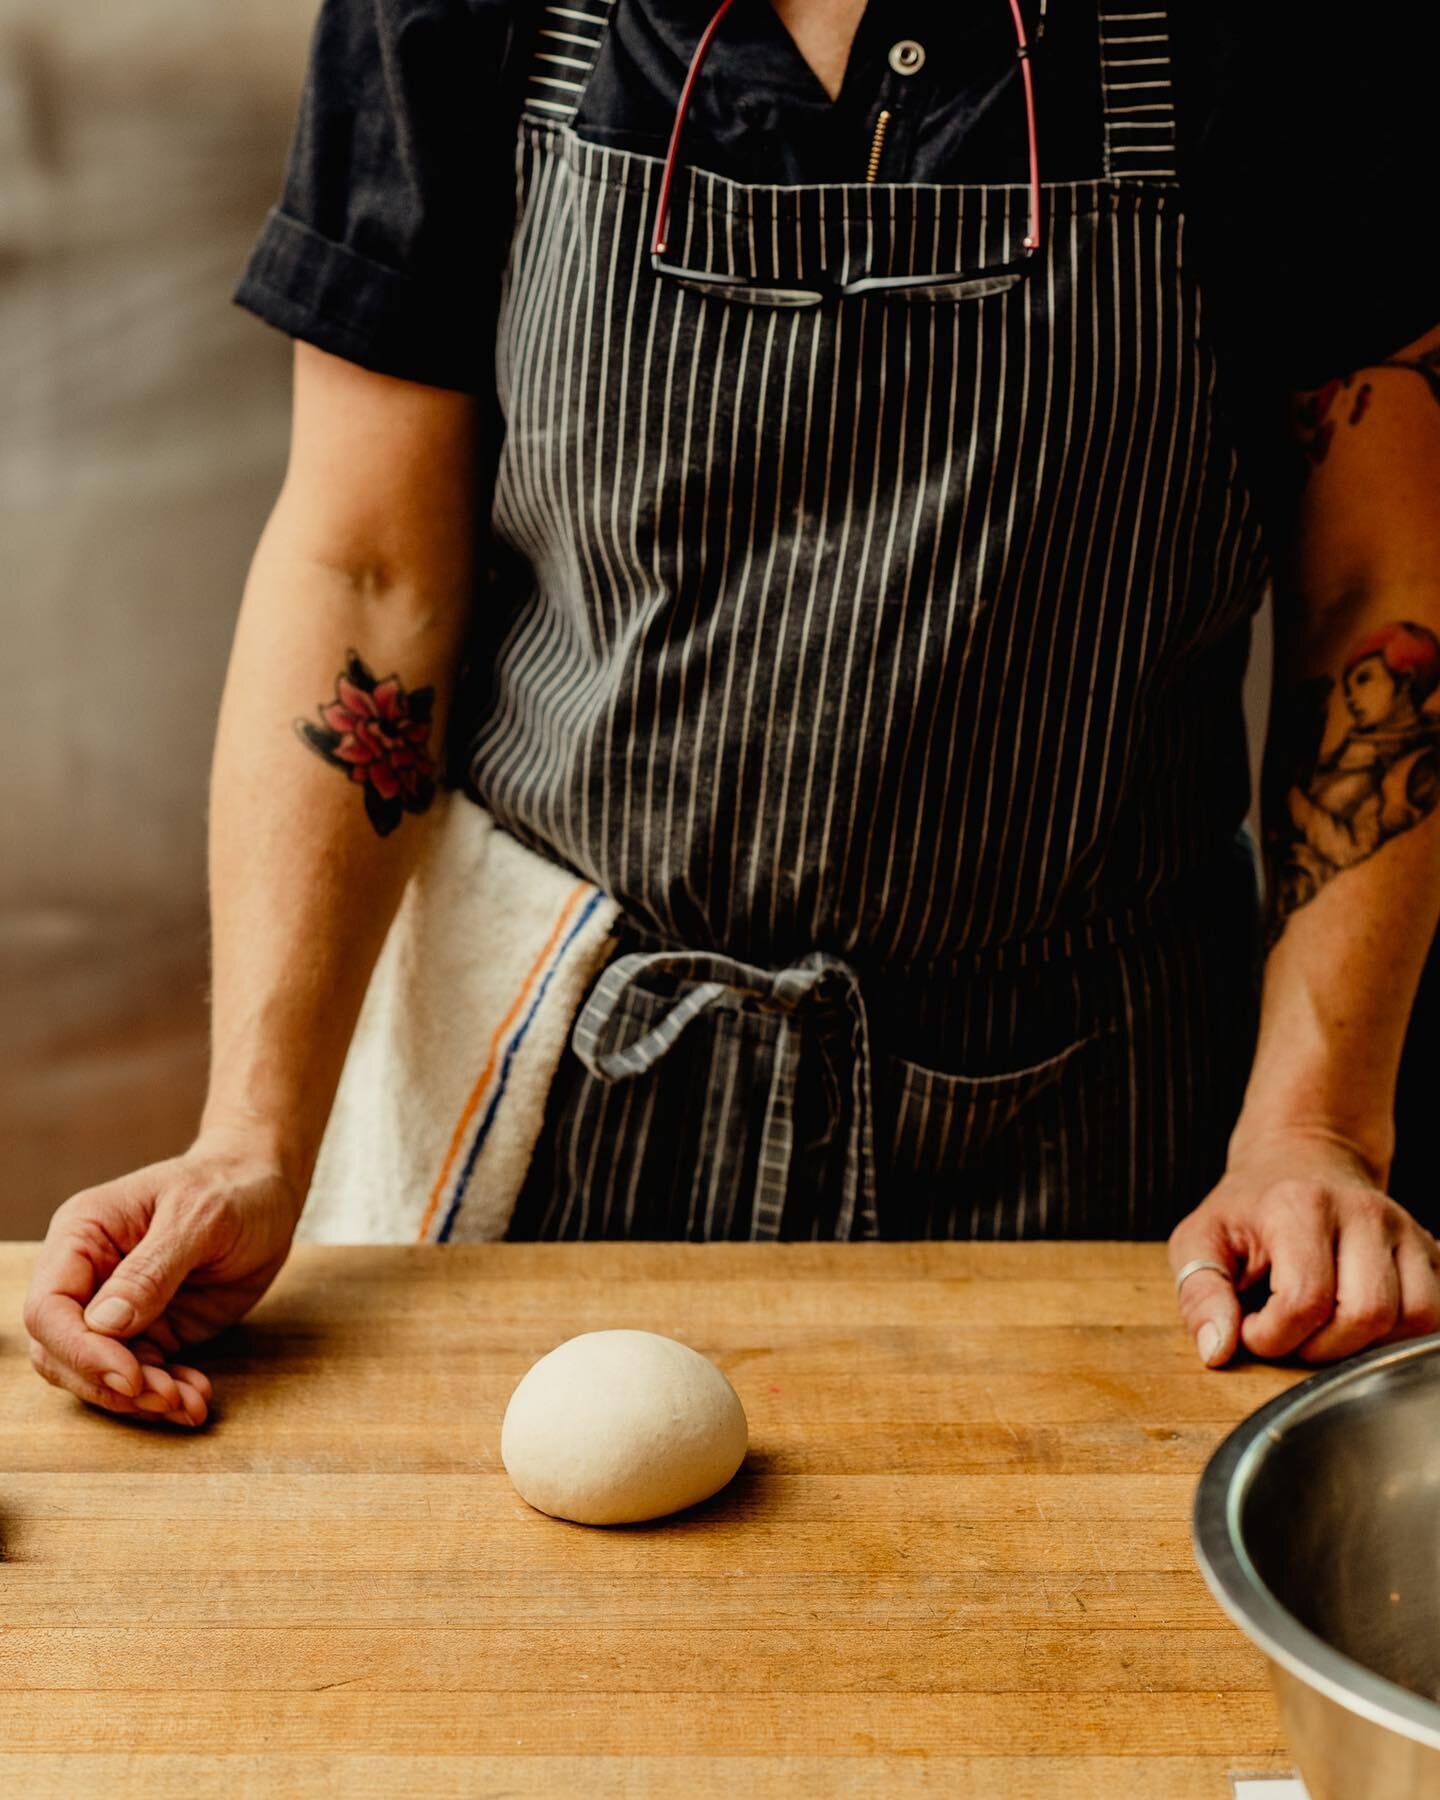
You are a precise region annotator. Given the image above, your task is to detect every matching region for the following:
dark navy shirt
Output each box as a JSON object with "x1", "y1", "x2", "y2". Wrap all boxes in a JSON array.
[{"x1": 232, "y1": 0, "x2": 1438, "y2": 530}]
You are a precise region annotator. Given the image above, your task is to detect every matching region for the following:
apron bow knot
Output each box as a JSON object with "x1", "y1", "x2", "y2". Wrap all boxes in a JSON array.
[{"x1": 571, "y1": 947, "x2": 881, "y2": 1240}]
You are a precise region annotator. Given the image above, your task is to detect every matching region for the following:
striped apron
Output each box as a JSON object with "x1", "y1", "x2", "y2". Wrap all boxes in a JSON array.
[{"x1": 451, "y1": 0, "x2": 1273, "y2": 1240}]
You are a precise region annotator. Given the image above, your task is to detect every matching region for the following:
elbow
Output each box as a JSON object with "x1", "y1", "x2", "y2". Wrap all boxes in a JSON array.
[{"x1": 253, "y1": 500, "x2": 477, "y2": 638}]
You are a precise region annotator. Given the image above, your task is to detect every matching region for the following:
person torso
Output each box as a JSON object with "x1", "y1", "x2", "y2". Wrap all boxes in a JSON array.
[{"x1": 453, "y1": 0, "x2": 1272, "y2": 972}]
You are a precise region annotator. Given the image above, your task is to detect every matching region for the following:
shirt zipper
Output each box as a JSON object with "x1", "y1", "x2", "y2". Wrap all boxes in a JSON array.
[{"x1": 865, "y1": 108, "x2": 892, "y2": 182}]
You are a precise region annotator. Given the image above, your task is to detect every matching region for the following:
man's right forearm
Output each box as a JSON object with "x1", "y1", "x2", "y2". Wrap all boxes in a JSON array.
[{"x1": 200, "y1": 500, "x2": 475, "y2": 1196}]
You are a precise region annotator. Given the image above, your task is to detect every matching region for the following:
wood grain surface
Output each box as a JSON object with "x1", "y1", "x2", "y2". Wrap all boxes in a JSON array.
[{"x1": 0, "y1": 1241, "x2": 1304, "y2": 1796}]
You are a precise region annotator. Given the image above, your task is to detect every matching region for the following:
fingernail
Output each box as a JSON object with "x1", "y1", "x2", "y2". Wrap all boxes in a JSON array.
[
  {"x1": 1197, "y1": 1321, "x2": 1221, "y2": 1366},
  {"x1": 103, "y1": 1372, "x2": 134, "y2": 1395},
  {"x1": 86, "y1": 1297, "x2": 134, "y2": 1331}
]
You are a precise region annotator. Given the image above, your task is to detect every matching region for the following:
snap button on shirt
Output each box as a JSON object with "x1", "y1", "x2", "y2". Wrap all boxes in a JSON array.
[{"x1": 887, "y1": 39, "x2": 926, "y2": 75}]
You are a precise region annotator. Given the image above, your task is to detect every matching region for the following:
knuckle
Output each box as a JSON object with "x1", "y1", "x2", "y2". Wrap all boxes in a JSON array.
[
  {"x1": 1351, "y1": 1192, "x2": 1394, "y2": 1232},
  {"x1": 1341, "y1": 1291, "x2": 1398, "y2": 1337},
  {"x1": 68, "y1": 1210, "x2": 123, "y2": 1262},
  {"x1": 113, "y1": 1259, "x2": 169, "y2": 1309},
  {"x1": 48, "y1": 1188, "x2": 93, "y2": 1225},
  {"x1": 1280, "y1": 1282, "x2": 1334, "y2": 1331},
  {"x1": 1177, "y1": 1277, "x2": 1229, "y2": 1328},
  {"x1": 1402, "y1": 1297, "x2": 1440, "y2": 1336},
  {"x1": 1168, "y1": 1214, "x2": 1223, "y2": 1272}
]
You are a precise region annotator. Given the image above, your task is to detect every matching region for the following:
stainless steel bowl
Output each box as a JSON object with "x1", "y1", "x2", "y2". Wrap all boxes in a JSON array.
[{"x1": 1193, "y1": 1333, "x2": 1440, "y2": 1800}]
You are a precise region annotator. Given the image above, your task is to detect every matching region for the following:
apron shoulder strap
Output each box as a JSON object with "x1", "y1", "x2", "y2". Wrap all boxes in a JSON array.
[
  {"x1": 1095, "y1": 1, "x2": 1180, "y2": 184},
  {"x1": 517, "y1": 0, "x2": 617, "y2": 124}
]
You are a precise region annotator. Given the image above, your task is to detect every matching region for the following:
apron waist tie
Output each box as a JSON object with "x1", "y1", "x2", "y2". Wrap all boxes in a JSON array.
[{"x1": 570, "y1": 948, "x2": 881, "y2": 1241}]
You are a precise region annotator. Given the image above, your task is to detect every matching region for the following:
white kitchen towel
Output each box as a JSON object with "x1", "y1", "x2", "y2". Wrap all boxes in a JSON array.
[{"x1": 295, "y1": 792, "x2": 620, "y2": 1243}]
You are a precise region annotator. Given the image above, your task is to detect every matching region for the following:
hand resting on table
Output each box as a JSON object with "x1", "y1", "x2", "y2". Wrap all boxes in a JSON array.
[
  {"x1": 1169, "y1": 1128, "x2": 1440, "y2": 1369},
  {"x1": 22, "y1": 1126, "x2": 302, "y2": 1426}
]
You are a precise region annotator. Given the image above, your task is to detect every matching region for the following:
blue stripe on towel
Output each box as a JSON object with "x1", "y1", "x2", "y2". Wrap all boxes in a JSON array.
[{"x1": 435, "y1": 886, "x2": 608, "y2": 1241}]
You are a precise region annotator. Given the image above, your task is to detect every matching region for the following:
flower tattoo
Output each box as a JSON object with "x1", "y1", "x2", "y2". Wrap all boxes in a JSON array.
[{"x1": 296, "y1": 650, "x2": 439, "y2": 837}]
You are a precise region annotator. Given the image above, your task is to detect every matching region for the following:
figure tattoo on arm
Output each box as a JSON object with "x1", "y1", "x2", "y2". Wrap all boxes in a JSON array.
[
  {"x1": 1292, "y1": 341, "x2": 1440, "y2": 478},
  {"x1": 296, "y1": 650, "x2": 439, "y2": 837},
  {"x1": 1262, "y1": 621, "x2": 1440, "y2": 947}
]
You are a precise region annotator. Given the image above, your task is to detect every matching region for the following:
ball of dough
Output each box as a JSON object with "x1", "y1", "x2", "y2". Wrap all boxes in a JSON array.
[{"x1": 500, "y1": 1329, "x2": 749, "y2": 1525}]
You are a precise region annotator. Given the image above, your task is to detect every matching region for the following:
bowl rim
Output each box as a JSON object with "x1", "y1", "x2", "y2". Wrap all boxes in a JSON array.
[{"x1": 1192, "y1": 1329, "x2": 1440, "y2": 1752}]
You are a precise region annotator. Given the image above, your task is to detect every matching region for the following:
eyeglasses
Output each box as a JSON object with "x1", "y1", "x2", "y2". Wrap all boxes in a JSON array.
[{"x1": 650, "y1": 0, "x2": 1044, "y2": 307}]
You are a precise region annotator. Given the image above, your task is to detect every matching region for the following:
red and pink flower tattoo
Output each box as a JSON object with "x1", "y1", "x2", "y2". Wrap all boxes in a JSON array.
[{"x1": 296, "y1": 651, "x2": 439, "y2": 837}]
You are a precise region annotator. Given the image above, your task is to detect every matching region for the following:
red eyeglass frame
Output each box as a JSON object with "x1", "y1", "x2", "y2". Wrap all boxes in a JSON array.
[{"x1": 650, "y1": 0, "x2": 1043, "y2": 303}]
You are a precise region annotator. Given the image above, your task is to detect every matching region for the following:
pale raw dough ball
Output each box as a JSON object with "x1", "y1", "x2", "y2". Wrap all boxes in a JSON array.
[{"x1": 500, "y1": 1329, "x2": 749, "y2": 1525}]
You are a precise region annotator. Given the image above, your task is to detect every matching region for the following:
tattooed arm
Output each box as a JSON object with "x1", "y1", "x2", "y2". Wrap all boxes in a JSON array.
[
  {"x1": 201, "y1": 339, "x2": 482, "y2": 1191},
  {"x1": 1170, "y1": 320, "x2": 1440, "y2": 1369},
  {"x1": 20, "y1": 341, "x2": 484, "y2": 1423}
]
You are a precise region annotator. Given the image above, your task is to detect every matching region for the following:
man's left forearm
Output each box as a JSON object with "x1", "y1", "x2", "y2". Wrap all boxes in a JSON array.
[
  {"x1": 1168, "y1": 323, "x2": 1440, "y2": 1369},
  {"x1": 1233, "y1": 596, "x2": 1440, "y2": 1187}
]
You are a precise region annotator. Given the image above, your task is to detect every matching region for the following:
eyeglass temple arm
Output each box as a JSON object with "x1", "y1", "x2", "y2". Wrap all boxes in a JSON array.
[
  {"x1": 653, "y1": 0, "x2": 737, "y2": 256},
  {"x1": 655, "y1": 0, "x2": 1039, "y2": 260},
  {"x1": 1007, "y1": 0, "x2": 1041, "y2": 252}
]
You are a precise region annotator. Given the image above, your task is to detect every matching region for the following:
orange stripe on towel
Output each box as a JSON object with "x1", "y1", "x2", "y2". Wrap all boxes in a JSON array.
[{"x1": 415, "y1": 879, "x2": 595, "y2": 1243}]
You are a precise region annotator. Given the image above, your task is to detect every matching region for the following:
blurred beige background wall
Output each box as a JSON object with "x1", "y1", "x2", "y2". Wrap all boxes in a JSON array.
[
  {"x1": 0, "y1": 1, "x2": 317, "y2": 1236},
  {"x1": 0, "y1": 0, "x2": 1275, "y2": 1239}
]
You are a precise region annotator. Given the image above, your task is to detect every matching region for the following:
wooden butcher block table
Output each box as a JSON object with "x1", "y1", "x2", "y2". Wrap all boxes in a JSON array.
[{"x1": 0, "y1": 1241, "x2": 1306, "y2": 1797}]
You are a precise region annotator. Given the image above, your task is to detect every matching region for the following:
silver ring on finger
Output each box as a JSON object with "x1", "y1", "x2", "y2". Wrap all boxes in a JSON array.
[{"x1": 1174, "y1": 1257, "x2": 1232, "y2": 1295}]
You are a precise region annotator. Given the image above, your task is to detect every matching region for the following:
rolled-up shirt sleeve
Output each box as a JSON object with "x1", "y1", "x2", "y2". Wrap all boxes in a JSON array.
[{"x1": 232, "y1": 0, "x2": 516, "y2": 393}]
